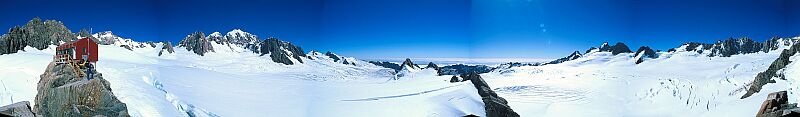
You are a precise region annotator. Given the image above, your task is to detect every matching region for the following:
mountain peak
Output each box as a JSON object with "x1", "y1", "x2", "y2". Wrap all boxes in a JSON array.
[{"x1": 400, "y1": 58, "x2": 421, "y2": 70}]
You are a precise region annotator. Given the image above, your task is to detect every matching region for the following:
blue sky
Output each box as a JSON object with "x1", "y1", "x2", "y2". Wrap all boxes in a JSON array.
[{"x1": 1, "y1": 0, "x2": 798, "y2": 59}]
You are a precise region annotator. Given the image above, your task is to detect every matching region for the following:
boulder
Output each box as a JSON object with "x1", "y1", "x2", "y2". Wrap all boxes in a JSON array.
[
  {"x1": 34, "y1": 62, "x2": 129, "y2": 117},
  {"x1": 0, "y1": 101, "x2": 35, "y2": 117}
]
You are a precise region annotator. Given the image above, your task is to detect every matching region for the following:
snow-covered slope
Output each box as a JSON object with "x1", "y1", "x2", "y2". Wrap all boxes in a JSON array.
[
  {"x1": 0, "y1": 44, "x2": 486, "y2": 117},
  {"x1": 481, "y1": 42, "x2": 799, "y2": 116}
]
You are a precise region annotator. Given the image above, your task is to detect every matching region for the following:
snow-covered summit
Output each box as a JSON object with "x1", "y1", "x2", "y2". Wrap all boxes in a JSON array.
[
  {"x1": 92, "y1": 31, "x2": 157, "y2": 50},
  {"x1": 224, "y1": 29, "x2": 259, "y2": 46}
]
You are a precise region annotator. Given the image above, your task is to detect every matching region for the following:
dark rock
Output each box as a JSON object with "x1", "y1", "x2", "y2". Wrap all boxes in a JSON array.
[
  {"x1": 177, "y1": 31, "x2": 214, "y2": 56},
  {"x1": 120, "y1": 45, "x2": 133, "y2": 51},
  {"x1": 709, "y1": 38, "x2": 763, "y2": 57},
  {"x1": 399, "y1": 58, "x2": 420, "y2": 70},
  {"x1": 35, "y1": 62, "x2": 129, "y2": 117},
  {"x1": 325, "y1": 51, "x2": 340, "y2": 62},
  {"x1": 259, "y1": 37, "x2": 306, "y2": 65},
  {"x1": 609, "y1": 42, "x2": 633, "y2": 55},
  {"x1": 158, "y1": 41, "x2": 175, "y2": 56},
  {"x1": 584, "y1": 47, "x2": 597, "y2": 54},
  {"x1": 425, "y1": 62, "x2": 439, "y2": 70},
  {"x1": 587, "y1": 42, "x2": 632, "y2": 55},
  {"x1": 368, "y1": 61, "x2": 401, "y2": 72},
  {"x1": 439, "y1": 64, "x2": 493, "y2": 76},
  {"x1": 0, "y1": 101, "x2": 35, "y2": 117},
  {"x1": 0, "y1": 18, "x2": 76, "y2": 55},
  {"x1": 742, "y1": 42, "x2": 800, "y2": 99},
  {"x1": 461, "y1": 72, "x2": 520, "y2": 117},
  {"x1": 597, "y1": 42, "x2": 612, "y2": 52},
  {"x1": 670, "y1": 37, "x2": 796, "y2": 57},
  {"x1": 546, "y1": 51, "x2": 582, "y2": 64},
  {"x1": 449, "y1": 76, "x2": 460, "y2": 83},
  {"x1": 635, "y1": 46, "x2": 657, "y2": 64}
]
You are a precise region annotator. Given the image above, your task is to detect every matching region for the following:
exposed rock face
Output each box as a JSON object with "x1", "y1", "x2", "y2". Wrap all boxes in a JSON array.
[
  {"x1": 547, "y1": 51, "x2": 582, "y2": 64},
  {"x1": 460, "y1": 72, "x2": 519, "y2": 117},
  {"x1": 709, "y1": 38, "x2": 764, "y2": 57},
  {"x1": 259, "y1": 37, "x2": 306, "y2": 65},
  {"x1": 635, "y1": 46, "x2": 657, "y2": 64},
  {"x1": 438, "y1": 64, "x2": 493, "y2": 76},
  {"x1": 0, "y1": 18, "x2": 76, "y2": 55},
  {"x1": 158, "y1": 41, "x2": 175, "y2": 56},
  {"x1": 742, "y1": 41, "x2": 800, "y2": 99},
  {"x1": 607, "y1": 42, "x2": 633, "y2": 55},
  {"x1": 34, "y1": 62, "x2": 129, "y2": 117},
  {"x1": 449, "y1": 76, "x2": 460, "y2": 83},
  {"x1": 177, "y1": 31, "x2": 214, "y2": 56},
  {"x1": 325, "y1": 51, "x2": 341, "y2": 62},
  {"x1": 399, "y1": 58, "x2": 420, "y2": 70},
  {"x1": 671, "y1": 37, "x2": 798, "y2": 57},
  {"x1": 0, "y1": 101, "x2": 35, "y2": 117},
  {"x1": 368, "y1": 61, "x2": 401, "y2": 72},
  {"x1": 755, "y1": 91, "x2": 800, "y2": 117},
  {"x1": 425, "y1": 62, "x2": 439, "y2": 70}
]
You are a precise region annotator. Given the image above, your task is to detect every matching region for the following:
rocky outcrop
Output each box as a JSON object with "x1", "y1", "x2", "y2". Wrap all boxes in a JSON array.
[
  {"x1": 325, "y1": 51, "x2": 341, "y2": 62},
  {"x1": 546, "y1": 51, "x2": 582, "y2": 64},
  {"x1": 425, "y1": 62, "x2": 439, "y2": 70},
  {"x1": 0, "y1": 101, "x2": 35, "y2": 117},
  {"x1": 34, "y1": 62, "x2": 129, "y2": 117},
  {"x1": 368, "y1": 61, "x2": 401, "y2": 72},
  {"x1": 158, "y1": 41, "x2": 175, "y2": 56},
  {"x1": 460, "y1": 72, "x2": 519, "y2": 117},
  {"x1": 755, "y1": 91, "x2": 800, "y2": 117},
  {"x1": 742, "y1": 41, "x2": 800, "y2": 99},
  {"x1": 259, "y1": 37, "x2": 306, "y2": 65},
  {"x1": 438, "y1": 64, "x2": 493, "y2": 76},
  {"x1": 709, "y1": 38, "x2": 764, "y2": 57},
  {"x1": 399, "y1": 58, "x2": 420, "y2": 70},
  {"x1": 449, "y1": 76, "x2": 460, "y2": 83},
  {"x1": 669, "y1": 37, "x2": 798, "y2": 57},
  {"x1": 0, "y1": 18, "x2": 76, "y2": 55},
  {"x1": 593, "y1": 42, "x2": 633, "y2": 55},
  {"x1": 635, "y1": 46, "x2": 657, "y2": 64},
  {"x1": 177, "y1": 31, "x2": 214, "y2": 56}
]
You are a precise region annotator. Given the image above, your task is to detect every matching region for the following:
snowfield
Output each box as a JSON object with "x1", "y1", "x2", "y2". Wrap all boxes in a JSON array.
[
  {"x1": 0, "y1": 45, "x2": 485, "y2": 117},
  {"x1": 0, "y1": 38, "x2": 798, "y2": 117},
  {"x1": 483, "y1": 49, "x2": 798, "y2": 117}
]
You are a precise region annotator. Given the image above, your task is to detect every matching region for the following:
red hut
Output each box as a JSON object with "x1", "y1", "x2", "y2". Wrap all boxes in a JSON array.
[{"x1": 55, "y1": 38, "x2": 98, "y2": 64}]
